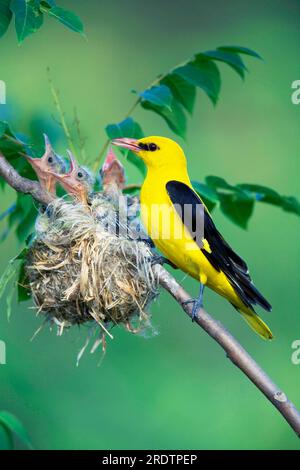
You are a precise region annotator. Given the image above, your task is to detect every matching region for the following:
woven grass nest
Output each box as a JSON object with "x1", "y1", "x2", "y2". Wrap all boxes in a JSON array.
[{"x1": 25, "y1": 195, "x2": 158, "y2": 341}]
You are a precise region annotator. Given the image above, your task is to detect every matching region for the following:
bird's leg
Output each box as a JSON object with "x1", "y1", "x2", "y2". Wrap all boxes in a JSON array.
[
  {"x1": 182, "y1": 283, "x2": 205, "y2": 321},
  {"x1": 151, "y1": 254, "x2": 178, "y2": 269}
]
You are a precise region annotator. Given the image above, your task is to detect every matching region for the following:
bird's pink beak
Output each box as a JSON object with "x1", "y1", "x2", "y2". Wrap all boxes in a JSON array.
[
  {"x1": 111, "y1": 138, "x2": 140, "y2": 153},
  {"x1": 102, "y1": 148, "x2": 120, "y2": 173}
]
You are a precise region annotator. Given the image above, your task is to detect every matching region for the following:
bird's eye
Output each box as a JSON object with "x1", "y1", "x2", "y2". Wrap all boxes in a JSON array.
[
  {"x1": 77, "y1": 171, "x2": 83, "y2": 179},
  {"x1": 149, "y1": 143, "x2": 158, "y2": 151},
  {"x1": 48, "y1": 157, "x2": 53, "y2": 163},
  {"x1": 138, "y1": 142, "x2": 159, "y2": 151}
]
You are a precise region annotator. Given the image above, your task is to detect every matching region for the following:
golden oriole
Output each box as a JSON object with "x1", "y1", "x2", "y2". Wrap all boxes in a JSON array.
[{"x1": 112, "y1": 136, "x2": 273, "y2": 339}]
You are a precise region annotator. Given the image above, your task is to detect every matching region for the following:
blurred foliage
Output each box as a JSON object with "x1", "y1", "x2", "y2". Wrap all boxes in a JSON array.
[
  {"x1": 0, "y1": 44, "x2": 300, "y2": 243},
  {"x1": 0, "y1": 0, "x2": 84, "y2": 43},
  {"x1": 0, "y1": 411, "x2": 33, "y2": 450}
]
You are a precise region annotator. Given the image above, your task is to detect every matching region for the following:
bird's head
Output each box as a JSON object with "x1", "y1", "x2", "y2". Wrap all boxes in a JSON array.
[
  {"x1": 100, "y1": 147, "x2": 125, "y2": 190},
  {"x1": 52, "y1": 150, "x2": 95, "y2": 204},
  {"x1": 23, "y1": 134, "x2": 66, "y2": 193},
  {"x1": 111, "y1": 136, "x2": 187, "y2": 170}
]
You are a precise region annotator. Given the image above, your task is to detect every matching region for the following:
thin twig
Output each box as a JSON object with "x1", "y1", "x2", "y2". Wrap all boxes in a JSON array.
[
  {"x1": 0, "y1": 152, "x2": 54, "y2": 206},
  {"x1": 153, "y1": 264, "x2": 300, "y2": 438},
  {"x1": 73, "y1": 107, "x2": 88, "y2": 163},
  {"x1": 47, "y1": 67, "x2": 78, "y2": 158}
]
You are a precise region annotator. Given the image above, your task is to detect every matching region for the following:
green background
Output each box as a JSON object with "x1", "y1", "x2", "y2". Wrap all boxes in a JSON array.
[{"x1": 0, "y1": 0, "x2": 300, "y2": 450}]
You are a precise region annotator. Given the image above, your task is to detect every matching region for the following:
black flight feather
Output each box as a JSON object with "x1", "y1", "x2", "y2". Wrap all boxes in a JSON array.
[{"x1": 166, "y1": 180, "x2": 272, "y2": 312}]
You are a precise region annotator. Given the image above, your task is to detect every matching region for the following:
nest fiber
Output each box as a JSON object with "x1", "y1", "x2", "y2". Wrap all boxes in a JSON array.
[{"x1": 25, "y1": 197, "x2": 158, "y2": 336}]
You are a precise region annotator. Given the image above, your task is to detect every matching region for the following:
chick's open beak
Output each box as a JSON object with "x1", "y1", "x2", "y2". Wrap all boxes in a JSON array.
[
  {"x1": 51, "y1": 150, "x2": 89, "y2": 205},
  {"x1": 111, "y1": 138, "x2": 140, "y2": 153},
  {"x1": 24, "y1": 154, "x2": 43, "y2": 170},
  {"x1": 101, "y1": 148, "x2": 126, "y2": 191}
]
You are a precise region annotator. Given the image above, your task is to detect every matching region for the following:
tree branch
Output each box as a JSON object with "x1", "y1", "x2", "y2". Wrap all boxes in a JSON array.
[
  {"x1": 153, "y1": 264, "x2": 300, "y2": 438},
  {"x1": 0, "y1": 152, "x2": 54, "y2": 206}
]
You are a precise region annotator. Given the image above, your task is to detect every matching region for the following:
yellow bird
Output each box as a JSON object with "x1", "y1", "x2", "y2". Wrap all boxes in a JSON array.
[{"x1": 112, "y1": 136, "x2": 273, "y2": 339}]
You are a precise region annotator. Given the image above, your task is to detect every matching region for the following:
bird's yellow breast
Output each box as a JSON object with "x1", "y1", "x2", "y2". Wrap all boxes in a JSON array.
[{"x1": 141, "y1": 170, "x2": 212, "y2": 284}]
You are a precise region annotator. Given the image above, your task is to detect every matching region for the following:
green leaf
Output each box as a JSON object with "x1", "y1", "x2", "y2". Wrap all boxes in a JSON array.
[
  {"x1": 0, "y1": 421, "x2": 14, "y2": 449},
  {"x1": 7, "y1": 194, "x2": 37, "y2": 243},
  {"x1": 174, "y1": 58, "x2": 221, "y2": 105},
  {"x1": 238, "y1": 183, "x2": 300, "y2": 217},
  {"x1": 0, "y1": 203, "x2": 17, "y2": 222},
  {"x1": 218, "y1": 46, "x2": 262, "y2": 60},
  {"x1": 0, "y1": 262, "x2": 16, "y2": 303},
  {"x1": 139, "y1": 85, "x2": 172, "y2": 109},
  {"x1": 219, "y1": 193, "x2": 255, "y2": 229},
  {"x1": 0, "y1": 122, "x2": 38, "y2": 186},
  {"x1": 18, "y1": 259, "x2": 31, "y2": 302},
  {"x1": 0, "y1": 120, "x2": 8, "y2": 138},
  {"x1": 106, "y1": 117, "x2": 143, "y2": 140},
  {"x1": 0, "y1": 248, "x2": 30, "y2": 310},
  {"x1": 0, "y1": 411, "x2": 33, "y2": 450},
  {"x1": 14, "y1": 247, "x2": 29, "y2": 260},
  {"x1": 0, "y1": 120, "x2": 19, "y2": 144},
  {"x1": 205, "y1": 175, "x2": 236, "y2": 191},
  {"x1": 0, "y1": 0, "x2": 12, "y2": 38},
  {"x1": 237, "y1": 183, "x2": 280, "y2": 203},
  {"x1": 10, "y1": 0, "x2": 43, "y2": 44},
  {"x1": 199, "y1": 49, "x2": 247, "y2": 79},
  {"x1": 192, "y1": 180, "x2": 219, "y2": 202},
  {"x1": 45, "y1": 5, "x2": 85, "y2": 36},
  {"x1": 192, "y1": 181, "x2": 220, "y2": 212},
  {"x1": 16, "y1": 204, "x2": 36, "y2": 242},
  {"x1": 205, "y1": 176, "x2": 254, "y2": 226},
  {"x1": 106, "y1": 117, "x2": 146, "y2": 176},
  {"x1": 161, "y1": 73, "x2": 196, "y2": 115},
  {"x1": 6, "y1": 284, "x2": 14, "y2": 321},
  {"x1": 282, "y1": 196, "x2": 300, "y2": 216},
  {"x1": 141, "y1": 97, "x2": 187, "y2": 138},
  {"x1": 40, "y1": 0, "x2": 56, "y2": 6}
]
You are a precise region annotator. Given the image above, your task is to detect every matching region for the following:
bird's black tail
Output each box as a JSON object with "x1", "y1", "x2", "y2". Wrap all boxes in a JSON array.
[{"x1": 231, "y1": 269, "x2": 272, "y2": 312}]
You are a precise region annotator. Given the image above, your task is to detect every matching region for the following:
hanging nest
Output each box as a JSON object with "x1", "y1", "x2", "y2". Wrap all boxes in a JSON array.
[{"x1": 25, "y1": 195, "x2": 158, "y2": 338}]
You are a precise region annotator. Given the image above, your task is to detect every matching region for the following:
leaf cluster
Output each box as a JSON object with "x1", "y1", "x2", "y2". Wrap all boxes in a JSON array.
[{"x1": 0, "y1": 0, "x2": 84, "y2": 43}]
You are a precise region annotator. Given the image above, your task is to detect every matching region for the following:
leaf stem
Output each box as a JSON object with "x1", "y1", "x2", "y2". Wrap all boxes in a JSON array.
[
  {"x1": 47, "y1": 68, "x2": 78, "y2": 158},
  {"x1": 73, "y1": 107, "x2": 87, "y2": 163}
]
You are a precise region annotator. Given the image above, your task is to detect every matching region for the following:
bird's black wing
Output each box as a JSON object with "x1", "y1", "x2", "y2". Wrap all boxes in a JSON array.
[{"x1": 166, "y1": 180, "x2": 271, "y2": 311}]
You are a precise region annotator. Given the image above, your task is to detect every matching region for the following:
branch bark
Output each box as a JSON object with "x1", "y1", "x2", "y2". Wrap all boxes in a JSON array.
[
  {"x1": 154, "y1": 264, "x2": 300, "y2": 438},
  {"x1": 1, "y1": 148, "x2": 300, "y2": 439},
  {"x1": 0, "y1": 152, "x2": 53, "y2": 206}
]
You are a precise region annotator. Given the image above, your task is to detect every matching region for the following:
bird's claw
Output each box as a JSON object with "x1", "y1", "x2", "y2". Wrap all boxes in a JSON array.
[
  {"x1": 183, "y1": 283, "x2": 205, "y2": 321},
  {"x1": 182, "y1": 298, "x2": 203, "y2": 321}
]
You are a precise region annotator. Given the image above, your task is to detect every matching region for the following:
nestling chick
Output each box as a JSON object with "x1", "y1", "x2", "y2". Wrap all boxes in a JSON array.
[
  {"x1": 24, "y1": 134, "x2": 66, "y2": 194},
  {"x1": 100, "y1": 147, "x2": 126, "y2": 200},
  {"x1": 52, "y1": 150, "x2": 95, "y2": 205}
]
